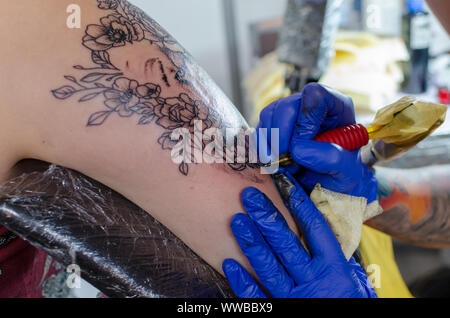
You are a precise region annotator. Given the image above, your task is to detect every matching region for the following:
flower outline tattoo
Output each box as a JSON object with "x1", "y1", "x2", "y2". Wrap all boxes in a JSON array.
[{"x1": 52, "y1": 0, "x2": 260, "y2": 176}]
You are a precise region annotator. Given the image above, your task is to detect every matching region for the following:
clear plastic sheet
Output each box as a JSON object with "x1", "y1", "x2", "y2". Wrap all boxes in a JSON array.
[
  {"x1": 1, "y1": 134, "x2": 449, "y2": 298},
  {"x1": 0, "y1": 162, "x2": 233, "y2": 298}
]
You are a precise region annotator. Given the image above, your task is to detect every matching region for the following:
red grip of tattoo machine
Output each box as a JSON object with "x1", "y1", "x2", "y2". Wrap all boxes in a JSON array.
[
  {"x1": 267, "y1": 124, "x2": 370, "y2": 167},
  {"x1": 314, "y1": 124, "x2": 369, "y2": 151}
]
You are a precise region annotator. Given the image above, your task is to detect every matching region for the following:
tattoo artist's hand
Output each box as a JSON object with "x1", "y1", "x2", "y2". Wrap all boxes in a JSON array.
[
  {"x1": 222, "y1": 180, "x2": 377, "y2": 298},
  {"x1": 258, "y1": 83, "x2": 377, "y2": 203}
]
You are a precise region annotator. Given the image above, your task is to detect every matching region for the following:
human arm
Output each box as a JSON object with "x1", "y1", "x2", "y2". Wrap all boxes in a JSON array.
[
  {"x1": 0, "y1": 0, "x2": 299, "y2": 275},
  {"x1": 366, "y1": 165, "x2": 450, "y2": 248},
  {"x1": 365, "y1": 0, "x2": 450, "y2": 248}
]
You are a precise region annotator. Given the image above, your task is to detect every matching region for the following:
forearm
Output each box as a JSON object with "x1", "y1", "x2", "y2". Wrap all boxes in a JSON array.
[
  {"x1": 0, "y1": 0, "x2": 297, "y2": 274},
  {"x1": 366, "y1": 165, "x2": 450, "y2": 248}
]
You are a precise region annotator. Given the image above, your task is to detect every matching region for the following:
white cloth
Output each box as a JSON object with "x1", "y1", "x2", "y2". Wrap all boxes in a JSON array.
[{"x1": 310, "y1": 184, "x2": 383, "y2": 260}]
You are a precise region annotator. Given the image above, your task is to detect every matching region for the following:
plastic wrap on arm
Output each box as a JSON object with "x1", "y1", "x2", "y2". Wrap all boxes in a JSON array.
[{"x1": 0, "y1": 164, "x2": 233, "y2": 298}]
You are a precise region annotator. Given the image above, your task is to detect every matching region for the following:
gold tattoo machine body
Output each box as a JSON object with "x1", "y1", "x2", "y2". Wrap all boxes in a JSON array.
[{"x1": 268, "y1": 96, "x2": 447, "y2": 167}]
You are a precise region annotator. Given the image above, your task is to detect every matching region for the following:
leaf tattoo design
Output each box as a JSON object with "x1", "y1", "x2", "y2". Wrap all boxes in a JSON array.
[{"x1": 52, "y1": 0, "x2": 260, "y2": 176}]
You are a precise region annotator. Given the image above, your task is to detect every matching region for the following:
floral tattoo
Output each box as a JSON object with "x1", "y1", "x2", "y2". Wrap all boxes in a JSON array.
[{"x1": 52, "y1": 0, "x2": 260, "y2": 176}]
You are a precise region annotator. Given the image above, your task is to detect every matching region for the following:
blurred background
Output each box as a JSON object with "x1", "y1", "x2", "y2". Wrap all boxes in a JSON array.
[
  {"x1": 130, "y1": 0, "x2": 450, "y2": 123},
  {"x1": 73, "y1": 0, "x2": 450, "y2": 298}
]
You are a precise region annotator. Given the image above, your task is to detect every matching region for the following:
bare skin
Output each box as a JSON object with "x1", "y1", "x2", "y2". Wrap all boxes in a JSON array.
[
  {"x1": 1, "y1": 0, "x2": 449, "y2": 283},
  {"x1": 368, "y1": 166, "x2": 450, "y2": 248},
  {"x1": 0, "y1": 0, "x2": 298, "y2": 275}
]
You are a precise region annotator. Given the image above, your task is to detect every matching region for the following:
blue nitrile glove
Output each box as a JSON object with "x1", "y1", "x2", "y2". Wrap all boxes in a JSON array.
[
  {"x1": 257, "y1": 82, "x2": 355, "y2": 157},
  {"x1": 257, "y1": 83, "x2": 377, "y2": 203},
  {"x1": 291, "y1": 140, "x2": 378, "y2": 203},
  {"x1": 222, "y1": 178, "x2": 377, "y2": 298}
]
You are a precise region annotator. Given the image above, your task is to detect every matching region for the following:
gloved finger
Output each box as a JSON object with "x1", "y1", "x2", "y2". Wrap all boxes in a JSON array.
[
  {"x1": 293, "y1": 143, "x2": 378, "y2": 203},
  {"x1": 241, "y1": 187, "x2": 311, "y2": 284},
  {"x1": 290, "y1": 139, "x2": 358, "y2": 177},
  {"x1": 348, "y1": 257, "x2": 377, "y2": 298},
  {"x1": 348, "y1": 257, "x2": 367, "y2": 281},
  {"x1": 222, "y1": 259, "x2": 267, "y2": 298},
  {"x1": 281, "y1": 163, "x2": 300, "y2": 175},
  {"x1": 295, "y1": 170, "x2": 318, "y2": 193},
  {"x1": 230, "y1": 213, "x2": 295, "y2": 297},
  {"x1": 297, "y1": 169, "x2": 356, "y2": 195},
  {"x1": 293, "y1": 83, "x2": 356, "y2": 141},
  {"x1": 354, "y1": 165, "x2": 378, "y2": 203},
  {"x1": 273, "y1": 173, "x2": 345, "y2": 262},
  {"x1": 270, "y1": 93, "x2": 302, "y2": 155}
]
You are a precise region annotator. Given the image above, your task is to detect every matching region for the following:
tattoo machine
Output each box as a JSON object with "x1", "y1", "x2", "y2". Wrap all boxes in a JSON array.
[{"x1": 268, "y1": 96, "x2": 448, "y2": 167}]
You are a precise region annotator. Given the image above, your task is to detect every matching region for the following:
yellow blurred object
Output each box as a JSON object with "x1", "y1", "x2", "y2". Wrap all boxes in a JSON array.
[
  {"x1": 331, "y1": 32, "x2": 379, "y2": 65},
  {"x1": 334, "y1": 31, "x2": 380, "y2": 48},
  {"x1": 359, "y1": 226, "x2": 413, "y2": 298},
  {"x1": 244, "y1": 32, "x2": 409, "y2": 117},
  {"x1": 319, "y1": 32, "x2": 409, "y2": 113},
  {"x1": 243, "y1": 53, "x2": 291, "y2": 125}
]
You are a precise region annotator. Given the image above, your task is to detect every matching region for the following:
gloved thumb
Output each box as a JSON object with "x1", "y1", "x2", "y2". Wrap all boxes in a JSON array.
[
  {"x1": 291, "y1": 83, "x2": 356, "y2": 141},
  {"x1": 290, "y1": 139, "x2": 351, "y2": 175}
]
